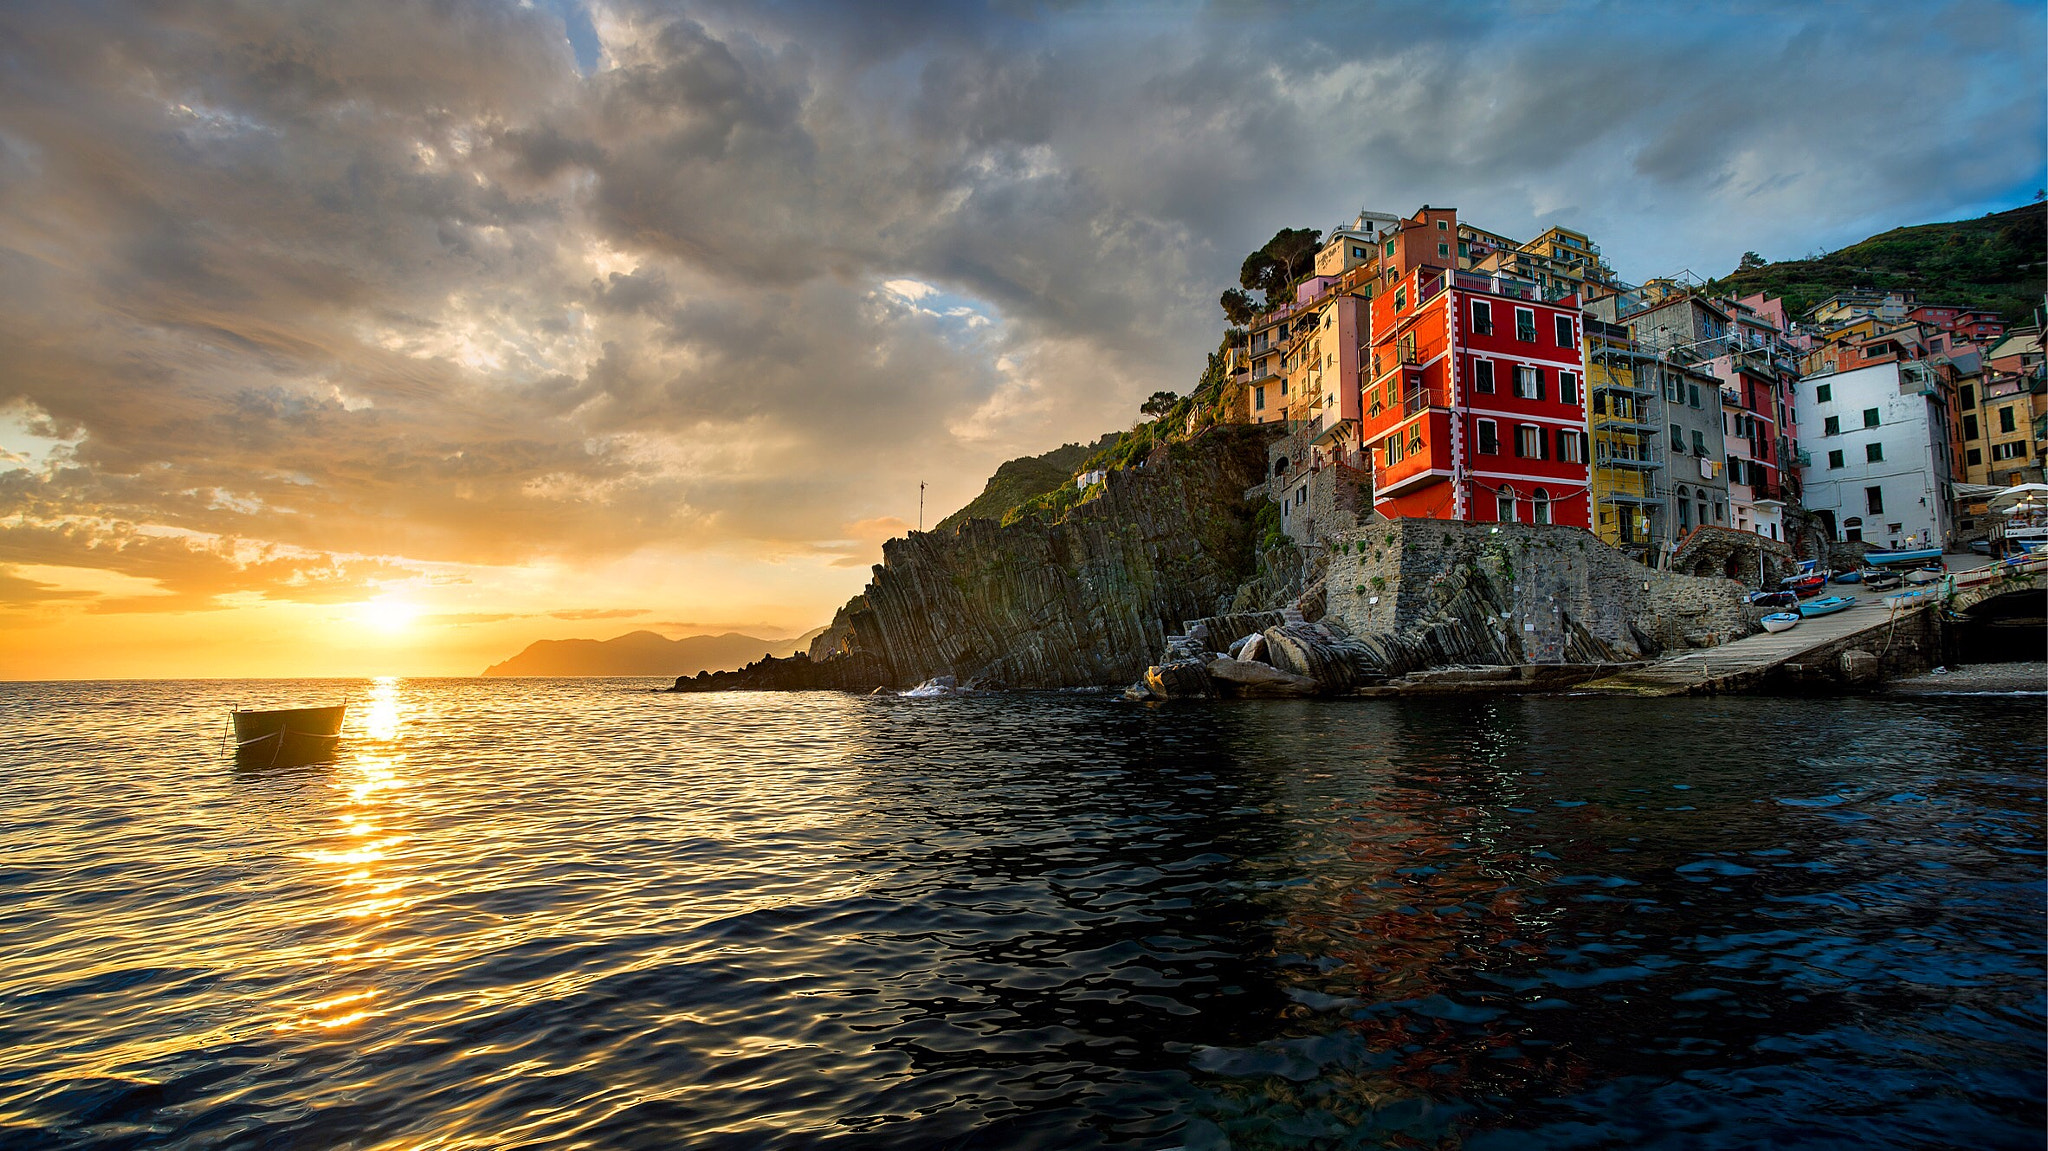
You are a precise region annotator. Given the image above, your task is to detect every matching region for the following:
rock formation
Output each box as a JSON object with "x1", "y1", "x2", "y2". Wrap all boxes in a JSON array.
[{"x1": 669, "y1": 427, "x2": 1279, "y2": 692}]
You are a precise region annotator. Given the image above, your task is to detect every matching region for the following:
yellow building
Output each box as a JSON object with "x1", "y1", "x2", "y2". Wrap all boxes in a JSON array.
[{"x1": 1584, "y1": 317, "x2": 1662, "y2": 551}]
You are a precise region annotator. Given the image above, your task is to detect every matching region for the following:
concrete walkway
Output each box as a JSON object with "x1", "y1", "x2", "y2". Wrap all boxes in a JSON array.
[{"x1": 1578, "y1": 595, "x2": 1929, "y2": 697}]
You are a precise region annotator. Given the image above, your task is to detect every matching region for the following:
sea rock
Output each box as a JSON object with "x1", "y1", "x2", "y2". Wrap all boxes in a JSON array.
[
  {"x1": 1260, "y1": 624, "x2": 1384, "y2": 693},
  {"x1": 1205, "y1": 657, "x2": 1319, "y2": 698},
  {"x1": 673, "y1": 426, "x2": 1278, "y2": 693},
  {"x1": 1237, "y1": 633, "x2": 1267, "y2": 664},
  {"x1": 1145, "y1": 660, "x2": 1217, "y2": 700}
]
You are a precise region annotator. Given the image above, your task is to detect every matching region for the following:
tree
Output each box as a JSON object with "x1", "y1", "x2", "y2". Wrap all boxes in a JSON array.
[
  {"x1": 1219, "y1": 288, "x2": 1257, "y2": 327},
  {"x1": 1140, "y1": 390, "x2": 1179, "y2": 419},
  {"x1": 1237, "y1": 226, "x2": 1325, "y2": 308},
  {"x1": 1736, "y1": 251, "x2": 1768, "y2": 273}
]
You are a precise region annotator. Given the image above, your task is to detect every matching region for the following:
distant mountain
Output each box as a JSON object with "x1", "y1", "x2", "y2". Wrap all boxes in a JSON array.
[
  {"x1": 481, "y1": 628, "x2": 827, "y2": 677},
  {"x1": 1706, "y1": 202, "x2": 2044, "y2": 322}
]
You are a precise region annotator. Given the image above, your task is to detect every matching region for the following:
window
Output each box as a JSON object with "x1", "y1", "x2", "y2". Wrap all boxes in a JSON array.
[
  {"x1": 1515, "y1": 424, "x2": 1545, "y2": 458},
  {"x1": 1558, "y1": 370, "x2": 1579, "y2": 405},
  {"x1": 1554, "y1": 315, "x2": 1573, "y2": 347},
  {"x1": 1823, "y1": 415, "x2": 1840, "y2": 435},
  {"x1": 1477, "y1": 419, "x2": 1499, "y2": 454},
  {"x1": 1394, "y1": 287, "x2": 1406, "y2": 311},
  {"x1": 1865, "y1": 486, "x2": 1884, "y2": 515},
  {"x1": 1862, "y1": 407, "x2": 1879, "y2": 428},
  {"x1": 1676, "y1": 487, "x2": 1692, "y2": 532},
  {"x1": 1815, "y1": 383, "x2": 1831, "y2": 403},
  {"x1": 1532, "y1": 488, "x2": 1552, "y2": 525},
  {"x1": 1254, "y1": 386, "x2": 1265, "y2": 409},
  {"x1": 1688, "y1": 383, "x2": 1701, "y2": 409},
  {"x1": 2000, "y1": 406, "x2": 2017, "y2": 433},
  {"x1": 1670, "y1": 423, "x2": 1685, "y2": 452},
  {"x1": 1960, "y1": 384, "x2": 1975, "y2": 408},
  {"x1": 1515, "y1": 307, "x2": 1536, "y2": 342},
  {"x1": 1963, "y1": 414, "x2": 1979, "y2": 439},
  {"x1": 1515, "y1": 366, "x2": 1544, "y2": 400},
  {"x1": 1437, "y1": 219, "x2": 1448, "y2": 231},
  {"x1": 1497, "y1": 490, "x2": 1516, "y2": 522},
  {"x1": 1558, "y1": 429, "x2": 1584, "y2": 463},
  {"x1": 1691, "y1": 430, "x2": 1707, "y2": 457},
  {"x1": 1352, "y1": 245, "x2": 1367, "y2": 258},
  {"x1": 1967, "y1": 447, "x2": 1983, "y2": 466},
  {"x1": 1865, "y1": 442, "x2": 1883, "y2": 463},
  {"x1": 1438, "y1": 242, "x2": 1450, "y2": 258},
  {"x1": 1384, "y1": 433, "x2": 1404, "y2": 465},
  {"x1": 1473, "y1": 359, "x2": 1495, "y2": 393},
  {"x1": 1827, "y1": 449, "x2": 1844, "y2": 469},
  {"x1": 1993, "y1": 441, "x2": 2026, "y2": 461},
  {"x1": 1727, "y1": 458, "x2": 1744, "y2": 485},
  {"x1": 1472, "y1": 300, "x2": 1493, "y2": 335},
  {"x1": 1385, "y1": 239, "x2": 1395, "y2": 257}
]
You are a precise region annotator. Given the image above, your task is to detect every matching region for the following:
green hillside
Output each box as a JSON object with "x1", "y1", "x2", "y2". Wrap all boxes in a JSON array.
[
  {"x1": 1705, "y1": 202, "x2": 2044, "y2": 322},
  {"x1": 933, "y1": 433, "x2": 1121, "y2": 533}
]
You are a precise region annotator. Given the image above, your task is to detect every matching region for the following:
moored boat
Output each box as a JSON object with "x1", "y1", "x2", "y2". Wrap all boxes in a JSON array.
[
  {"x1": 1797, "y1": 595, "x2": 1857, "y2": 618},
  {"x1": 1883, "y1": 590, "x2": 1933, "y2": 610},
  {"x1": 1862, "y1": 547, "x2": 1942, "y2": 566},
  {"x1": 1902, "y1": 566, "x2": 1944, "y2": 586},
  {"x1": 1860, "y1": 568, "x2": 1902, "y2": 590},
  {"x1": 1761, "y1": 612, "x2": 1801, "y2": 633},
  {"x1": 1830, "y1": 568, "x2": 1863, "y2": 584},
  {"x1": 231, "y1": 704, "x2": 347, "y2": 766},
  {"x1": 1746, "y1": 590, "x2": 1797, "y2": 609}
]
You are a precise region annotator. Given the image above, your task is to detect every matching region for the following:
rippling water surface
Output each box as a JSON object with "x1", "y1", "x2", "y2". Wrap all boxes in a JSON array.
[{"x1": 0, "y1": 679, "x2": 2041, "y2": 1149}]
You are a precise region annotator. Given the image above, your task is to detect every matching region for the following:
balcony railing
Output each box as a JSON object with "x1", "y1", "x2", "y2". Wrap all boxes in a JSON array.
[{"x1": 1403, "y1": 389, "x2": 1428, "y2": 416}]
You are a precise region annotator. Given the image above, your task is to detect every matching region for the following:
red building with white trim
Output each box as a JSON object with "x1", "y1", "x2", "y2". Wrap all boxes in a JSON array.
[{"x1": 1357, "y1": 208, "x2": 1591, "y2": 526}]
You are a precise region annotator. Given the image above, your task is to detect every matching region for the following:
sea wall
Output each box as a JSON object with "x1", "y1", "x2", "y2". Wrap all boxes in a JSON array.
[{"x1": 671, "y1": 427, "x2": 1279, "y2": 692}]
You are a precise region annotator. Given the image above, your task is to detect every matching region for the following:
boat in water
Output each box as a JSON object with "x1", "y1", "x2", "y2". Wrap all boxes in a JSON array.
[
  {"x1": 1760, "y1": 612, "x2": 1801, "y2": 633},
  {"x1": 231, "y1": 704, "x2": 347, "y2": 766},
  {"x1": 1798, "y1": 595, "x2": 1857, "y2": 618}
]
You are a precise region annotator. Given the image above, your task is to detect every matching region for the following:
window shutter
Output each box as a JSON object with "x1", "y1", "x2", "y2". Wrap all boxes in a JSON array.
[{"x1": 1539, "y1": 427, "x2": 1551, "y2": 460}]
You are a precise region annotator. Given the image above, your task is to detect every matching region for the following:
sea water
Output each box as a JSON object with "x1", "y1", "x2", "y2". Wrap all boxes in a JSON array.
[{"x1": 0, "y1": 678, "x2": 2040, "y2": 1149}]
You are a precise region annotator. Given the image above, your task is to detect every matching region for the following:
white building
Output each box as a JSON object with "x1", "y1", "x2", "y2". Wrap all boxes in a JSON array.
[{"x1": 1795, "y1": 360, "x2": 1956, "y2": 550}]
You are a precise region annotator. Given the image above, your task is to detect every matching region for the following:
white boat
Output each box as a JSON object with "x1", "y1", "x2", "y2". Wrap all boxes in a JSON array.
[{"x1": 1760, "y1": 612, "x2": 1801, "y2": 633}]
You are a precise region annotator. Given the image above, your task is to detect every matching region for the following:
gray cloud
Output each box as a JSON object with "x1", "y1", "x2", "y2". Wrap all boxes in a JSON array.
[{"x1": 0, "y1": 0, "x2": 2039, "y2": 615}]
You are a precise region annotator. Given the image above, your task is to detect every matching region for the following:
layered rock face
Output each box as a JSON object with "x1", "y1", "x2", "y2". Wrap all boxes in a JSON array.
[
  {"x1": 670, "y1": 428, "x2": 1278, "y2": 692},
  {"x1": 1134, "y1": 520, "x2": 1755, "y2": 699}
]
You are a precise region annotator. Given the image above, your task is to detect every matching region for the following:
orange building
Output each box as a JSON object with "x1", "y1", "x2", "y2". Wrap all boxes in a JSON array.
[{"x1": 1358, "y1": 207, "x2": 1591, "y2": 525}]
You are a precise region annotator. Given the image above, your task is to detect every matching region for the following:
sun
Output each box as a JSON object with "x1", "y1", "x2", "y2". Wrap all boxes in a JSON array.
[{"x1": 354, "y1": 599, "x2": 420, "y2": 635}]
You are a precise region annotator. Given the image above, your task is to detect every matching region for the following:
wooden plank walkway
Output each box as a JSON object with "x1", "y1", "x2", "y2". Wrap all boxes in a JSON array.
[{"x1": 1578, "y1": 596, "x2": 1928, "y2": 697}]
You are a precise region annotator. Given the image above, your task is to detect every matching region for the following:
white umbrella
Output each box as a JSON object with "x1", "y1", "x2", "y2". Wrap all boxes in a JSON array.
[{"x1": 1989, "y1": 482, "x2": 2048, "y2": 515}]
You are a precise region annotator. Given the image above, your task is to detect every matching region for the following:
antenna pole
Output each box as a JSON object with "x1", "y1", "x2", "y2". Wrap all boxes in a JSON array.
[{"x1": 919, "y1": 482, "x2": 926, "y2": 532}]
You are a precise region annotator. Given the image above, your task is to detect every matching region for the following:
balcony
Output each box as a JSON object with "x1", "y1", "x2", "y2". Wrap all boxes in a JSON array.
[
  {"x1": 1592, "y1": 411, "x2": 1659, "y2": 434},
  {"x1": 1596, "y1": 449, "x2": 1662, "y2": 471},
  {"x1": 1403, "y1": 389, "x2": 1428, "y2": 416}
]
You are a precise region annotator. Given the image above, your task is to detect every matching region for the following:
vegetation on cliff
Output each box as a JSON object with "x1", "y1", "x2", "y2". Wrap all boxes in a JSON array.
[
  {"x1": 934, "y1": 434, "x2": 1121, "y2": 534},
  {"x1": 1706, "y1": 202, "x2": 2044, "y2": 321}
]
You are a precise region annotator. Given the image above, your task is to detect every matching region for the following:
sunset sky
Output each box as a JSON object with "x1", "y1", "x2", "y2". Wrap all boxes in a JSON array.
[{"x1": 2, "y1": 0, "x2": 2041, "y2": 679}]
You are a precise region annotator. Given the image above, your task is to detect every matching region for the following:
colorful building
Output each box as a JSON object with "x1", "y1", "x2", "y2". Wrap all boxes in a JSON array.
[{"x1": 1359, "y1": 207, "x2": 1590, "y2": 526}]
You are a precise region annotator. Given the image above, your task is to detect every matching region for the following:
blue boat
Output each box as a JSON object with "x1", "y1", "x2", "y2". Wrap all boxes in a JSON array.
[
  {"x1": 1863, "y1": 547, "x2": 1941, "y2": 566},
  {"x1": 1830, "y1": 569, "x2": 1863, "y2": 584},
  {"x1": 1798, "y1": 595, "x2": 1857, "y2": 618}
]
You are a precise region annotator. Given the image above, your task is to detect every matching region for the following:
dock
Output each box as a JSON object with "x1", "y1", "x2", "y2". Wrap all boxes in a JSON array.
[{"x1": 1579, "y1": 554, "x2": 2045, "y2": 697}]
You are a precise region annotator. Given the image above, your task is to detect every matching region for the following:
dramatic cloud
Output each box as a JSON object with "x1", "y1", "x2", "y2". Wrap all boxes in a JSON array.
[{"x1": 0, "y1": 0, "x2": 2039, "y2": 667}]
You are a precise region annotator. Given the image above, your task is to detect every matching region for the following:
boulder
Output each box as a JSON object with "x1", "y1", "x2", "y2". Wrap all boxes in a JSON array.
[
  {"x1": 1261, "y1": 624, "x2": 1383, "y2": 692},
  {"x1": 1238, "y1": 633, "x2": 1267, "y2": 664},
  {"x1": 1144, "y1": 659, "x2": 1217, "y2": 700},
  {"x1": 1206, "y1": 657, "x2": 1319, "y2": 698}
]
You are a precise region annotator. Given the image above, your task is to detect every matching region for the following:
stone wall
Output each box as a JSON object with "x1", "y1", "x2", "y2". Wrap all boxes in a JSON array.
[{"x1": 1323, "y1": 520, "x2": 1751, "y2": 668}]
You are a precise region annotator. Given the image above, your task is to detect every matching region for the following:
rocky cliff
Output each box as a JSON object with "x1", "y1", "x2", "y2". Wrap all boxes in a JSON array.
[{"x1": 670, "y1": 426, "x2": 1279, "y2": 692}]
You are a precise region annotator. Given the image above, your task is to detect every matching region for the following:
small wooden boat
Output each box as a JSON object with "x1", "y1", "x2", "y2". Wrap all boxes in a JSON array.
[
  {"x1": 1830, "y1": 568, "x2": 1863, "y2": 584},
  {"x1": 1902, "y1": 566, "x2": 1943, "y2": 586},
  {"x1": 1761, "y1": 612, "x2": 1801, "y2": 633},
  {"x1": 1860, "y1": 568, "x2": 1902, "y2": 590},
  {"x1": 1883, "y1": 590, "x2": 1932, "y2": 610},
  {"x1": 1746, "y1": 590, "x2": 1797, "y2": 609},
  {"x1": 231, "y1": 704, "x2": 347, "y2": 766},
  {"x1": 1798, "y1": 595, "x2": 1857, "y2": 618}
]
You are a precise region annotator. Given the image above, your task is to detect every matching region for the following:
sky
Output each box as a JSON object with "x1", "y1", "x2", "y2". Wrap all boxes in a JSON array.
[{"x1": 1, "y1": 0, "x2": 2041, "y2": 679}]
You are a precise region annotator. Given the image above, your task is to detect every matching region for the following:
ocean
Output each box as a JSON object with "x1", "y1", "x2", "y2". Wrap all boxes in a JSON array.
[{"x1": 1, "y1": 678, "x2": 2041, "y2": 1149}]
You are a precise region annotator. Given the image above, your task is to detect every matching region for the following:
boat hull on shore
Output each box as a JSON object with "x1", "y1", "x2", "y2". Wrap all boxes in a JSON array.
[{"x1": 1798, "y1": 596, "x2": 1857, "y2": 618}]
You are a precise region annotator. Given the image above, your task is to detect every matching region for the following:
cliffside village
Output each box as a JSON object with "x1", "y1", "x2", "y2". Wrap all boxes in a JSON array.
[{"x1": 1197, "y1": 204, "x2": 2046, "y2": 575}]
